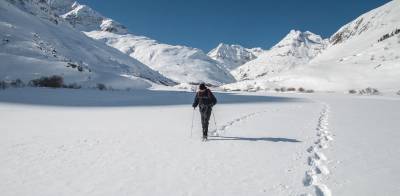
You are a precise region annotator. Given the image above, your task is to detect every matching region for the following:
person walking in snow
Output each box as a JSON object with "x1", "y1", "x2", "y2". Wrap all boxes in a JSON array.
[{"x1": 192, "y1": 83, "x2": 217, "y2": 141}]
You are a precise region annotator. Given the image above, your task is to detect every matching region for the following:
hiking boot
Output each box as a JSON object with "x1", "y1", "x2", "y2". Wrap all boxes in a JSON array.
[{"x1": 203, "y1": 128, "x2": 208, "y2": 137}]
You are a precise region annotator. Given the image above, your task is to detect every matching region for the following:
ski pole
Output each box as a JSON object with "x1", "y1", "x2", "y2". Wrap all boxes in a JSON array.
[
  {"x1": 212, "y1": 111, "x2": 218, "y2": 135},
  {"x1": 190, "y1": 108, "x2": 195, "y2": 138},
  {"x1": 190, "y1": 84, "x2": 198, "y2": 138}
]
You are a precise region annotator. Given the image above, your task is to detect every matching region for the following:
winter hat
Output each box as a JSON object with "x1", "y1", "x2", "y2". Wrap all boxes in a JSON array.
[{"x1": 199, "y1": 83, "x2": 206, "y2": 90}]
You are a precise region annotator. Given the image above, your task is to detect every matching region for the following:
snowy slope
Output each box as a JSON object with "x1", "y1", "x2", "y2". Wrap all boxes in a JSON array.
[
  {"x1": 51, "y1": 0, "x2": 128, "y2": 34},
  {"x1": 232, "y1": 30, "x2": 328, "y2": 80},
  {"x1": 207, "y1": 43, "x2": 264, "y2": 70},
  {"x1": 287, "y1": 0, "x2": 400, "y2": 91},
  {"x1": 0, "y1": 0, "x2": 174, "y2": 89},
  {"x1": 52, "y1": 1, "x2": 235, "y2": 85},
  {"x1": 85, "y1": 31, "x2": 236, "y2": 85},
  {"x1": 225, "y1": 1, "x2": 400, "y2": 92}
]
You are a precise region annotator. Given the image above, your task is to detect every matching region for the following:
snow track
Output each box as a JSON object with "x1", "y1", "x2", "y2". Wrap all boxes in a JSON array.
[
  {"x1": 304, "y1": 103, "x2": 333, "y2": 196},
  {"x1": 210, "y1": 109, "x2": 269, "y2": 136}
]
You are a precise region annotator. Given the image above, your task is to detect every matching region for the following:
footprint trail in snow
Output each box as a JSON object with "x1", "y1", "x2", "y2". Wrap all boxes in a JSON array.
[
  {"x1": 304, "y1": 103, "x2": 334, "y2": 196},
  {"x1": 209, "y1": 109, "x2": 270, "y2": 136}
]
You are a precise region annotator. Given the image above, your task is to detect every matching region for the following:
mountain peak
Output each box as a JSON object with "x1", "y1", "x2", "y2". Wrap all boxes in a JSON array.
[
  {"x1": 0, "y1": 0, "x2": 174, "y2": 89},
  {"x1": 44, "y1": 0, "x2": 235, "y2": 85},
  {"x1": 288, "y1": 29, "x2": 301, "y2": 35},
  {"x1": 231, "y1": 30, "x2": 328, "y2": 80},
  {"x1": 49, "y1": 1, "x2": 128, "y2": 34},
  {"x1": 47, "y1": 0, "x2": 75, "y2": 15},
  {"x1": 208, "y1": 43, "x2": 263, "y2": 70},
  {"x1": 216, "y1": 42, "x2": 229, "y2": 48},
  {"x1": 274, "y1": 30, "x2": 325, "y2": 49},
  {"x1": 213, "y1": 43, "x2": 246, "y2": 51}
]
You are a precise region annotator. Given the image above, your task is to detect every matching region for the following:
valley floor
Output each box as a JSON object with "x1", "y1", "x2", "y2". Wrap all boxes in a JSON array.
[{"x1": 0, "y1": 88, "x2": 399, "y2": 196}]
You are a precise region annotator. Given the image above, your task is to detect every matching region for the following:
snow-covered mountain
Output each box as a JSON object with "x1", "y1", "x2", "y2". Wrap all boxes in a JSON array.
[
  {"x1": 207, "y1": 43, "x2": 264, "y2": 71},
  {"x1": 86, "y1": 32, "x2": 235, "y2": 85},
  {"x1": 50, "y1": 0, "x2": 235, "y2": 85},
  {"x1": 231, "y1": 30, "x2": 328, "y2": 80},
  {"x1": 224, "y1": 0, "x2": 400, "y2": 92},
  {"x1": 0, "y1": 0, "x2": 174, "y2": 89},
  {"x1": 274, "y1": 0, "x2": 400, "y2": 91},
  {"x1": 3, "y1": 0, "x2": 399, "y2": 91},
  {"x1": 49, "y1": 0, "x2": 128, "y2": 34}
]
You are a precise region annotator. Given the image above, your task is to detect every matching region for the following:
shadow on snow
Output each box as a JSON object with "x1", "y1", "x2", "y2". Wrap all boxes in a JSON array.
[
  {"x1": 0, "y1": 88, "x2": 308, "y2": 107},
  {"x1": 207, "y1": 136, "x2": 302, "y2": 143}
]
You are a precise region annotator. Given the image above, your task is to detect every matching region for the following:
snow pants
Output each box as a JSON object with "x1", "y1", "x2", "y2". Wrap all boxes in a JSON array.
[{"x1": 199, "y1": 105, "x2": 212, "y2": 137}]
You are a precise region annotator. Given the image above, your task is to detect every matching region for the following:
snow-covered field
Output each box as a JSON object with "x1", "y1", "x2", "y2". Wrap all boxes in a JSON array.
[{"x1": 1, "y1": 88, "x2": 399, "y2": 196}]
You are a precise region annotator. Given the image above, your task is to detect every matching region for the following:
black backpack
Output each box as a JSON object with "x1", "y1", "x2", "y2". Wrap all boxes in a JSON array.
[{"x1": 197, "y1": 89, "x2": 214, "y2": 106}]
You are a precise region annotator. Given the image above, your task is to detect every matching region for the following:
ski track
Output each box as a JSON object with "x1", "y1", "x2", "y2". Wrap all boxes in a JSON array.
[
  {"x1": 209, "y1": 109, "x2": 270, "y2": 136},
  {"x1": 303, "y1": 103, "x2": 333, "y2": 196}
]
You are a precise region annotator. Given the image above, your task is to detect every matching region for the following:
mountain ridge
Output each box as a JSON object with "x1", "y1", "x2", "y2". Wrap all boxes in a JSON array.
[
  {"x1": 207, "y1": 43, "x2": 264, "y2": 71},
  {"x1": 49, "y1": 0, "x2": 236, "y2": 85},
  {"x1": 222, "y1": 0, "x2": 400, "y2": 92},
  {"x1": 0, "y1": 0, "x2": 174, "y2": 89},
  {"x1": 231, "y1": 30, "x2": 328, "y2": 80}
]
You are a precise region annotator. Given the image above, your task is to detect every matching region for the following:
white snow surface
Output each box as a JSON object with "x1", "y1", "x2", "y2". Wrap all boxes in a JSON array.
[
  {"x1": 207, "y1": 43, "x2": 264, "y2": 71},
  {"x1": 1, "y1": 88, "x2": 400, "y2": 196},
  {"x1": 0, "y1": 0, "x2": 173, "y2": 89},
  {"x1": 226, "y1": 1, "x2": 400, "y2": 92}
]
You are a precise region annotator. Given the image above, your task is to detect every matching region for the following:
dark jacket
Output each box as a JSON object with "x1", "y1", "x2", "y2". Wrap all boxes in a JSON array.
[{"x1": 192, "y1": 88, "x2": 217, "y2": 108}]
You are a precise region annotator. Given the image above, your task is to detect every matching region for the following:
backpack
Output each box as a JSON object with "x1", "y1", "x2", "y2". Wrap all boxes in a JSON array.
[{"x1": 197, "y1": 89, "x2": 215, "y2": 106}]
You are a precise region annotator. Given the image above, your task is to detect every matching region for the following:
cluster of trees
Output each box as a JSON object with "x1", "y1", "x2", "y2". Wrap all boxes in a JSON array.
[
  {"x1": 0, "y1": 76, "x2": 113, "y2": 91},
  {"x1": 274, "y1": 87, "x2": 314, "y2": 93},
  {"x1": 29, "y1": 75, "x2": 66, "y2": 88},
  {"x1": 348, "y1": 87, "x2": 379, "y2": 95},
  {"x1": 0, "y1": 79, "x2": 24, "y2": 89},
  {"x1": 0, "y1": 76, "x2": 80, "y2": 90}
]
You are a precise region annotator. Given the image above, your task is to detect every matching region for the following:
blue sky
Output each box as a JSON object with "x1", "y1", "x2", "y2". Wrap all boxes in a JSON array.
[{"x1": 79, "y1": 0, "x2": 390, "y2": 51}]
